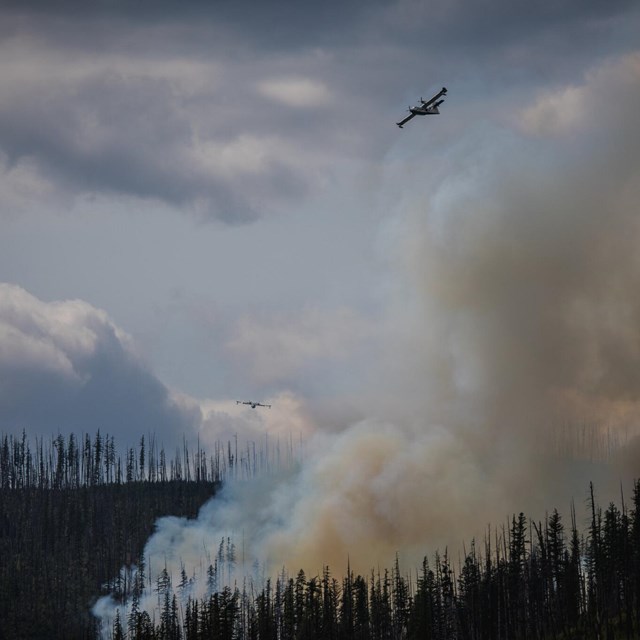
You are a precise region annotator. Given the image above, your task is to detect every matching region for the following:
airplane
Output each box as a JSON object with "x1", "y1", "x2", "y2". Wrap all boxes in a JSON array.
[
  {"x1": 397, "y1": 86, "x2": 447, "y2": 128},
  {"x1": 236, "y1": 400, "x2": 271, "y2": 409}
]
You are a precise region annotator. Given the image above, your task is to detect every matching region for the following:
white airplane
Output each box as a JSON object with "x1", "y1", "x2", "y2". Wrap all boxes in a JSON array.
[
  {"x1": 397, "y1": 87, "x2": 447, "y2": 128},
  {"x1": 236, "y1": 400, "x2": 271, "y2": 409}
]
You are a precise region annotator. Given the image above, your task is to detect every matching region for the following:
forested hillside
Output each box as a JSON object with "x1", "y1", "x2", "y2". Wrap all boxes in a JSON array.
[
  {"x1": 0, "y1": 432, "x2": 220, "y2": 639},
  {"x1": 110, "y1": 482, "x2": 640, "y2": 640}
]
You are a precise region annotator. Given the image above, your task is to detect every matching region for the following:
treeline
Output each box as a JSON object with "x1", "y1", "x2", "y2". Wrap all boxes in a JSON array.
[
  {"x1": 115, "y1": 481, "x2": 640, "y2": 640},
  {"x1": 0, "y1": 429, "x2": 301, "y2": 490},
  {"x1": 0, "y1": 430, "x2": 228, "y2": 639},
  {"x1": 0, "y1": 480, "x2": 223, "y2": 639}
]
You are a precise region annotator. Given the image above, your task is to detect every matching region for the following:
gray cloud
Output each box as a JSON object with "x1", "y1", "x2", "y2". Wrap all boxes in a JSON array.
[
  {"x1": 0, "y1": 283, "x2": 200, "y2": 443},
  {"x1": 1, "y1": 1, "x2": 637, "y2": 223},
  {"x1": 0, "y1": 45, "x2": 311, "y2": 222}
]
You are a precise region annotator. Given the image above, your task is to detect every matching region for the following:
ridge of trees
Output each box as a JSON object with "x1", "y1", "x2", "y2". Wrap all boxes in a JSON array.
[
  {"x1": 0, "y1": 429, "x2": 300, "y2": 490},
  {"x1": 112, "y1": 480, "x2": 640, "y2": 640},
  {"x1": 0, "y1": 430, "x2": 234, "y2": 639}
]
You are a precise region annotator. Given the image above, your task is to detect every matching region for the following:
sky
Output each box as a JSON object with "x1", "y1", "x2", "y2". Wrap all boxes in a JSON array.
[{"x1": 2, "y1": 0, "x2": 640, "y2": 587}]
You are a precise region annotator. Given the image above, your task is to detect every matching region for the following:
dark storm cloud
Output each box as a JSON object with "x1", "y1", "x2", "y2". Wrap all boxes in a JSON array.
[
  {"x1": 381, "y1": 0, "x2": 637, "y2": 40},
  {"x1": 0, "y1": 284, "x2": 200, "y2": 443},
  {"x1": 1, "y1": 0, "x2": 637, "y2": 223},
  {"x1": 0, "y1": 1, "x2": 369, "y2": 50},
  {"x1": 4, "y1": 0, "x2": 634, "y2": 48}
]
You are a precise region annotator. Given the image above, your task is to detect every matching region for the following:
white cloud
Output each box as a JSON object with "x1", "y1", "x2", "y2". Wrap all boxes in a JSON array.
[
  {"x1": 0, "y1": 283, "x2": 197, "y2": 441},
  {"x1": 0, "y1": 284, "x2": 109, "y2": 371},
  {"x1": 257, "y1": 77, "x2": 332, "y2": 108}
]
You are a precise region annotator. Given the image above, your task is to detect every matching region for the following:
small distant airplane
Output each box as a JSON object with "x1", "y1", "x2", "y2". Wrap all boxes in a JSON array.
[
  {"x1": 397, "y1": 86, "x2": 447, "y2": 128},
  {"x1": 236, "y1": 400, "x2": 271, "y2": 409}
]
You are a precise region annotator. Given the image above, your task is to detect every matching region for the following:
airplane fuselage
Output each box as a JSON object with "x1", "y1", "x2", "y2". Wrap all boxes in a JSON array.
[
  {"x1": 236, "y1": 400, "x2": 271, "y2": 409},
  {"x1": 409, "y1": 106, "x2": 440, "y2": 116}
]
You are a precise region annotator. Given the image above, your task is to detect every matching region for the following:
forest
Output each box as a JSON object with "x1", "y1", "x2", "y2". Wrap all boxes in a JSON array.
[
  {"x1": 0, "y1": 431, "x2": 221, "y2": 639},
  {"x1": 1, "y1": 430, "x2": 639, "y2": 639},
  {"x1": 109, "y1": 483, "x2": 640, "y2": 640}
]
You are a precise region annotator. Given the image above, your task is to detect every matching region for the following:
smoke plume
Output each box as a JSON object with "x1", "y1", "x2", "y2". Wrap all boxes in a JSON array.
[
  {"x1": 381, "y1": 52, "x2": 640, "y2": 443},
  {"x1": 94, "y1": 52, "x2": 640, "y2": 631}
]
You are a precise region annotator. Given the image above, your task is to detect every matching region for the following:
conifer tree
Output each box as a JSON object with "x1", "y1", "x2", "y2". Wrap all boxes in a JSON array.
[
  {"x1": 339, "y1": 564, "x2": 354, "y2": 639},
  {"x1": 113, "y1": 609, "x2": 125, "y2": 640},
  {"x1": 352, "y1": 574, "x2": 370, "y2": 640},
  {"x1": 407, "y1": 557, "x2": 434, "y2": 640}
]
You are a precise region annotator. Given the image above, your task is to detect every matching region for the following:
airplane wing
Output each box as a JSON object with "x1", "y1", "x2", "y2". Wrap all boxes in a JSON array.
[
  {"x1": 421, "y1": 87, "x2": 447, "y2": 108},
  {"x1": 423, "y1": 100, "x2": 444, "y2": 115},
  {"x1": 396, "y1": 112, "x2": 416, "y2": 128}
]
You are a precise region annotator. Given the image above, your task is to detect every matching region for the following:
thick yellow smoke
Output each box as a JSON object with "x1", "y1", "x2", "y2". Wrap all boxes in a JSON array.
[{"x1": 383, "y1": 52, "x2": 640, "y2": 452}]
